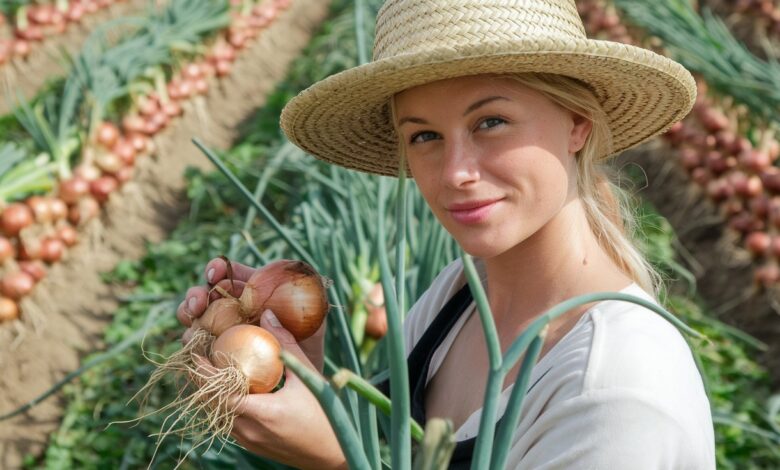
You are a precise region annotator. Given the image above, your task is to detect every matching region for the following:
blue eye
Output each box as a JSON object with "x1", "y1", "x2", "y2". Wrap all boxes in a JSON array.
[
  {"x1": 478, "y1": 117, "x2": 506, "y2": 130},
  {"x1": 411, "y1": 131, "x2": 439, "y2": 144}
]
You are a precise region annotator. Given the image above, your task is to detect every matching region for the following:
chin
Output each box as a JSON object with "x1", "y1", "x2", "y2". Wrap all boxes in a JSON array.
[{"x1": 455, "y1": 238, "x2": 508, "y2": 260}]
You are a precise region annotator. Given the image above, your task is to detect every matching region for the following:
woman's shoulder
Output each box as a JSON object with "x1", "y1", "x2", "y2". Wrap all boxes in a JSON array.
[
  {"x1": 533, "y1": 284, "x2": 710, "y2": 424},
  {"x1": 565, "y1": 284, "x2": 712, "y2": 439},
  {"x1": 512, "y1": 287, "x2": 715, "y2": 467},
  {"x1": 583, "y1": 284, "x2": 703, "y2": 396}
]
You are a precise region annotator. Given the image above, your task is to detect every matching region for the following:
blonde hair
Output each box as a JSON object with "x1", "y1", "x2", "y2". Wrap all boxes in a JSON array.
[
  {"x1": 390, "y1": 73, "x2": 662, "y2": 296},
  {"x1": 503, "y1": 73, "x2": 661, "y2": 296}
]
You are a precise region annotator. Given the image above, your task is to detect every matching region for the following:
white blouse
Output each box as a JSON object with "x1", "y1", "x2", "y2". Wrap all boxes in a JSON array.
[{"x1": 403, "y1": 259, "x2": 715, "y2": 469}]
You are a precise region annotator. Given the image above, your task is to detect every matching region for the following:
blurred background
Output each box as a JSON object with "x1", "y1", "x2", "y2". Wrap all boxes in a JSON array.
[{"x1": 0, "y1": 0, "x2": 778, "y2": 468}]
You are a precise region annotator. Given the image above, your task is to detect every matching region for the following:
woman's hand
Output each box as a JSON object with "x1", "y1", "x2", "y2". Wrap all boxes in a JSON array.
[
  {"x1": 175, "y1": 258, "x2": 343, "y2": 468},
  {"x1": 226, "y1": 309, "x2": 347, "y2": 469},
  {"x1": 176, "y1": 257, "x2": 326, "y2": 372}
]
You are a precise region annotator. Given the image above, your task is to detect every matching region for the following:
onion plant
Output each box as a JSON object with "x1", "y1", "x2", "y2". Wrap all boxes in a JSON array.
[
  {"x1": 0, "y1": 143, "x2": 56, "y2": 203},
  {"x1": 2, "y1": 0, "x2": 230, "y2": 186}
]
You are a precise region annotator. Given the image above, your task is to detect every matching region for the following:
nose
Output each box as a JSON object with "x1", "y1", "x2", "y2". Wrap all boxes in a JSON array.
[{"x1": 440, "y1": 136, "x2": 480, "y2": 189}]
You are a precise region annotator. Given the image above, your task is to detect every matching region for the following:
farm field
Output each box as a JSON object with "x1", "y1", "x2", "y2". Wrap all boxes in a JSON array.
[{"x1": 0, "y1": 0, "x2": 779, "y2": 468}]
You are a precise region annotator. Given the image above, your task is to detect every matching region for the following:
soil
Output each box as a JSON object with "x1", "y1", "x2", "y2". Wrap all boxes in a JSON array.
[
  {"x1": 618, "y1": 140, "x2": 780, "y2": 385},
  {"x1": 0, "y1": 0, "x2": 332, "y2": 467},
  {"x1": 0, "y1": 0, "x2": 151, "y2": 116}
]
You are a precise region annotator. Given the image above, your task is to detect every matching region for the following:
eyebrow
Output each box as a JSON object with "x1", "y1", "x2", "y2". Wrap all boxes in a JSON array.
[{"x1": 396, "y1": 95, "x2": 511, "y2": 127}]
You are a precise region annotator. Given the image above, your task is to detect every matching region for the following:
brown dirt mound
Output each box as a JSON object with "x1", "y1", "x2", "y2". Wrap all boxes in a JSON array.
[
  {"x1": 619, "y1": 140, "x2": 780, "y2": 385},
  {"x1": 0, "y1": 0, "x2": 151, "y2": 116},
  {"x1": 0, "y1": 1, "x2": 331, "y2": 467}
]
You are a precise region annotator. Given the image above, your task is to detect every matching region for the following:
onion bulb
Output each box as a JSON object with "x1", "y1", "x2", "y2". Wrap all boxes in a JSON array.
[
  {"x1": 237, "y1": 259, "x2": 329, "y2": 340},
  {"x1": 26, "y1": 196, "x2": 53, "y2": 224},
  {"x1": 2, "y1": 203, "x2": 34, "y2": 237},
  {"x1": 746, "y1": 232, "x2": 770, "y2": 256},
  {"x1": 0, "y1": 297, "x2": 19, "y2": 323},
  {"x1": 49, "y1": 198, "x2": 68, "y2": 221},
  {"x1": 210, "y1": 324, "x2": 284, "y2": 394},
  {"x1": 19, "y1": 260, "x2": 46, "y2": 282},
  {"x1": 137, "y1": 320, "x2": 284, "y2": 454},
  {"x1": 0, "y1": 236, "x2": 15, "y2": 263},
  {"x1": 58, "y1": 177, "x2": 90, "y2": 204},
  {"x1": 1, "y1": 271, "x2": 35, "y2": 300},
  {"x1": 96, "y1": 122, "x2": 120, "y2": 148},
  {"x1": 40, "y1": 237, "x2": 64, "y2": 263},
  {"x1": 192, "y1": 297, "x2": 243, "y2": 337},
  {"x1": 56, "y1": 225, "x2": 78, "y2": 247},
  {"x1": 136, "y1": 259, "x2": 328, "y2": 453},
  {"x1": 754, "y1": 264, "x2": 780, "y2": 288},
  {"x1": 364, "y1": 282, "x2": 388, "y2": 340}
]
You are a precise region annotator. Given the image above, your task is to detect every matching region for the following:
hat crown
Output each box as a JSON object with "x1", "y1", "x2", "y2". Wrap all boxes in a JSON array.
[{"x1": 374, "y1": 0, "x2": 587, "y2": 61}]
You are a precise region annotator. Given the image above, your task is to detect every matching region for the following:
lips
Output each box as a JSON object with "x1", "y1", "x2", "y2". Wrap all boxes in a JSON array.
[{"x1": 446, "y1": 198, "x2": 503, "y2": 224}]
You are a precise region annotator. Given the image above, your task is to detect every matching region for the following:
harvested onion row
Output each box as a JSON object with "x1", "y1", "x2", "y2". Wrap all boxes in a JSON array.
[
  {"x1": 0, "y1": 1, "x2": 122, "y2": 66},
  {"x1": 581, "y1": 0, "x2": 780, "y2": 289},
  {"x1": 0, "y1": 0, "x2": 293, "y2": 325},
  {"x1": 133, "y1": 259, "x2": 329, "y2": 454}
]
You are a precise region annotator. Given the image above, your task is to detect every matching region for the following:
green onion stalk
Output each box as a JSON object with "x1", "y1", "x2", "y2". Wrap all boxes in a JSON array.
[{"x1": 0, "y1": 154, "x2": 57, "y2": 203}]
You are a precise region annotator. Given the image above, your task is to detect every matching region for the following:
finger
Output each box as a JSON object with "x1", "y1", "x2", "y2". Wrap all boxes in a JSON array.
[
  {"x1": 182, "y1": 326, "x2": 194, "y2": 344},
  {"x1": 259, "y1": 310, "x2": 316, "y2": 372},
  {"x1": 176, "y1": 300, "x2": 193, "y2": 327},
  {"x1": 181, "y1": 286, "x2": 210, "y2": 320},
  {"x1": 205, "y1": 257, "x2": 258, "y2": 285},
  {"x1": 208, "y1": 279, "x2": 246, "y2": 302}
]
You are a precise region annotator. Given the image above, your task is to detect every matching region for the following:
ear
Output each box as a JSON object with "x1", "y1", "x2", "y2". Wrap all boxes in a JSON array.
[{"x1": 568, "y1": 113, "x2": 593, "y2": 155}]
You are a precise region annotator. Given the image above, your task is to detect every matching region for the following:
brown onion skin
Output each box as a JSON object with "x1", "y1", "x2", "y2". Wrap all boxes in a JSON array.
[
  {"x1": 364, "y1": 283, "x2": 387, "y2": 340},
  {"x1": 755, "y1": 264, "x2": 780, "y2": 288},
  {"x1": 59, "y1": 177, "x2": 90, "y2": 204},
  {"x1": 193, "y1": 297, "x2": 243, "y2": 337},
  {"x1": 97, "y1": 122, "x2": 120, "y2": 148},
  {"x1": 1, "y1": 271, "x2": 35, "y2": 300},
  {"x1": 56, "y1": 225, "x2": 78, "y2": 247},
  {"x1": 40, "y1": 237, "x2": 65, "y2": 263},
  {"x1": 211, "y1": 324, "x2": 284, "y2": 394},
  {"x1": 19, "y1": 260, "x2": 46, "y2": 282},
  {"x1": 239, "y1": 260, "x2": 329, "y2": 341},
  {"x1": 49, "y1": 198, "x2": 68, "y2": 221},
  {"x1": 0, "y1": 236, "x2": 15, "y2": 263},
  {"x1": 90, "y1": 176, "x2": 119, "y2": 204},
  {"x1": 27, "y1": 196, "x2": 53, "y2": 224},
  {"x1": 0, "y1": 297, "x2": 19, "y2": 323},
  {"x1": 2, "y1": 203, "x2": 34, "y2": 237},
  {"x1": 746, "y1": 232, "x2": 771, "y2": 256}
]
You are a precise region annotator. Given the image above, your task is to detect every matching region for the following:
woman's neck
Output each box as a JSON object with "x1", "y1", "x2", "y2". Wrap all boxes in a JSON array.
[{"x1": 480, "y1": 199, "x2": 632, "y2": 328}]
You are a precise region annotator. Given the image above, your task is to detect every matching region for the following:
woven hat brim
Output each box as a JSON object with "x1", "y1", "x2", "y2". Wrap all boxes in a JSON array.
[{"x1": 281, "y1": 38, "x2": 696, "y2": 177}]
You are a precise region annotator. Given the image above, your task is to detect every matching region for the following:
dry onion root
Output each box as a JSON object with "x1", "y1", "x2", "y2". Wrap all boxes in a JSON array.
[{"x1": 132, "y1": 259, "x2": 330, "y2": 458}]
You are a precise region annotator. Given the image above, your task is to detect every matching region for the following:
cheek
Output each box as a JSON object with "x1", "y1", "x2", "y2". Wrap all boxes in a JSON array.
[{"x1": 409, "y1": 157, "x2": 438, "y2": 199}]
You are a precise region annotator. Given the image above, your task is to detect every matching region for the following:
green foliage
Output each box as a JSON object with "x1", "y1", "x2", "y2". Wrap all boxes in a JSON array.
[
  {"x1": 39, "y1": 0, "x2": 780, "y2": 468},
  {"x1": 614, "y1": 0, "x2": 780, "y2": 125}
]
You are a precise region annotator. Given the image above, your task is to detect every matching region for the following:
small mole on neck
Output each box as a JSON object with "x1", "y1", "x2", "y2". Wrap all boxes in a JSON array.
[{"x1": 582, "y1": 257, "x2": 588, "y2": 266}]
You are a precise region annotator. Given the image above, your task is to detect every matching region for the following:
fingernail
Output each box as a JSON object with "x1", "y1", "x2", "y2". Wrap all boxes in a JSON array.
[
  {"x1": 264, "y1": 310, "x2": 281, "y2": 328},
  {"x1": 188, "y1": 297, "x2": 197, "y2": 312},
  {"x1": 207, "y1": 268, "x2": 215, "y2": 283}
]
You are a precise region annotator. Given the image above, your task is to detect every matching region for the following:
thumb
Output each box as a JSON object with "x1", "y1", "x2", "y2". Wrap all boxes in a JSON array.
[{"x1": 260, "y1": 309, "x2": 316, "y2": 372}]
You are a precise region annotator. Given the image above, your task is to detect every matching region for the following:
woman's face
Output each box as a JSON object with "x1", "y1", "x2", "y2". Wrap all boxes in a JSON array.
[{"x1": 394, "y1": 75, "x2": 592, "y2": 259}]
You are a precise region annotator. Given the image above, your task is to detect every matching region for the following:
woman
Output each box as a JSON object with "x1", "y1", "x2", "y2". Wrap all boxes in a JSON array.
[{"x1": 178, "y1": 0, "x2": 715, "y2": 468}]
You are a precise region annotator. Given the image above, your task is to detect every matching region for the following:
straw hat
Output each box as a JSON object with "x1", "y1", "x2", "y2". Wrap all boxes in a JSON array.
[{"x1": 280, "y1": 0, "x2": 696, "y2": 177}]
